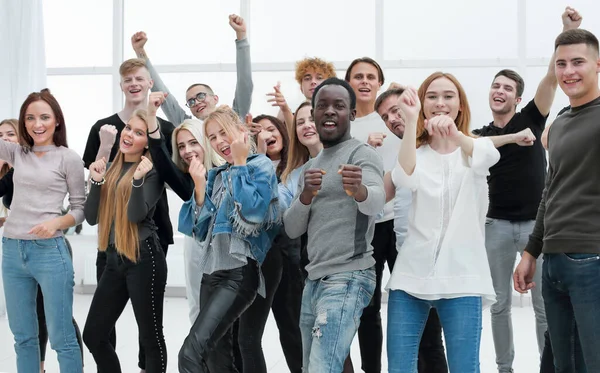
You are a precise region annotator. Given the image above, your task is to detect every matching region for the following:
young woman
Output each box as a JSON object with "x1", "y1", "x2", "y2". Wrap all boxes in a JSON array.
[
  {"x1": 386, "y1": 72, "x2": 500, "y2": 372},
  {"x1": 0, "y1": 90, "x2": 85, "y2": 372},
  {"x1": 144, "y1": 92, "x2": 223, "y2": 325},
  {"x1": 83, "y1": 103, "x2": 168, "y2": 373},
  {"x1": 237, "y1": 113, "x2": 303, "y2": 373},
  {"x1": 177, "y1": 105, "x2": 280, "y2": 373}
]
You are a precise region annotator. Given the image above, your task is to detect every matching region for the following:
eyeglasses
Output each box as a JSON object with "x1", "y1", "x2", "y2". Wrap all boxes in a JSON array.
[{"x1": 185, "y1": 92, "x2": 211, "y2": 108}]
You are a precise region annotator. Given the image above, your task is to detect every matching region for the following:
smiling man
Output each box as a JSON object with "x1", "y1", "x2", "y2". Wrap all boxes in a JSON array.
[
  {"x1": 472, "y1": 8, "x2": 581, "y2": 373},
  {"x1": 283, "y1": 77, "x2": 385, "y2": 373}
]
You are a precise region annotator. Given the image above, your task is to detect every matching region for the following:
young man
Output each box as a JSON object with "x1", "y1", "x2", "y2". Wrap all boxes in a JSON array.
[
  {"x1": 515, "y1": 26, "x2": 600, "y2": 372},
  {"x1": 473, "y1": 8, "x2": 581, "y2": 373},
  {"x1": 345, "y1": 57, "x2": 401, "y2": 373},
  {"x1": 82, "y1": 58, "x2": 175, "y2": 373},
  {"x1": 131, "y1": 14, "x2": 253, "y2": 124},
  {"x1": 284, "y1": 77, "x2": 385, "y2": 373},
  {"x1": 375, "y1": 89, "x2": 449, "y2": 373}
]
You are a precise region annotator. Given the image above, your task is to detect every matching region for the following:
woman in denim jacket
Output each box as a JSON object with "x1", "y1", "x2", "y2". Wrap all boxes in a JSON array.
[{"x1": 177, "y1": 105, "x2": 280, "y2": 373}]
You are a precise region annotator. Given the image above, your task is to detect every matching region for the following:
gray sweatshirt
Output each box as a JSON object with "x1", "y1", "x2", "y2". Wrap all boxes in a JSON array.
[
  {"x1": 0, "y1": 142, "x2": 85, "y2": 240},
  {"x1": 145, "y1": 38, "x2": 253, "y2": 124},
  {"x1": 525, "y1": 96, "x2": 600, "y2": 258},
  {"x1": 284, "y1": 138, "x2": 385, "y2": 280}
]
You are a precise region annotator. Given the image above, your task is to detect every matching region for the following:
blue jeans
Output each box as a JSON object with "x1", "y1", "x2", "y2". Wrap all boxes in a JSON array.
[
  {"x1": 387, "y1": 290, "x2": 482, "y2": 373},
  {"x1": 542, "y1": 253, "x2": 600, "y2": 373},
  {"x1": 300, "y1": 268, "x2": 376, "y2": 373},
  {"x1": 2, "y1": 236, "x2": 82, "y2": 372}
]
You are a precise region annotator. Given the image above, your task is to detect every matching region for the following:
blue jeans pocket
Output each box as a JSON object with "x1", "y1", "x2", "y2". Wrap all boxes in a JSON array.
[
  {"x1": 564, "y1": 253, "x2": 600, "y2": 262},
  {"x1": 31, "y1": 238, "x2": 59, "y2": 249}
]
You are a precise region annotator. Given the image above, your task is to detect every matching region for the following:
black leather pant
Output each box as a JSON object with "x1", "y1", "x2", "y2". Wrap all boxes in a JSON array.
[{"x1": 178, "y1": 261, "x2": 259, "y2": 373}]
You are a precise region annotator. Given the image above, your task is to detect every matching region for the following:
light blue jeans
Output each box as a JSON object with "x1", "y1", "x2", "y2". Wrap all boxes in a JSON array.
[
  {"x1": 300, "y1": 268, "x2": 376, "y2": 373},
  {"x1": 2, "y1": 236, "x2": 82, "y2": 372},
  {"x1": 387, "y1": 290, "x2": 482, "y2": 373}
]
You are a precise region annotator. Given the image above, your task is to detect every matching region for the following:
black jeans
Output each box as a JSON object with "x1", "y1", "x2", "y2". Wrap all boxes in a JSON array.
[
  {"x1": 238, "y1": 247, "x2": 283, "y2": 373},
  {"x1": 179, "y1": 262, "x2": 259, "y2": 373},
  {"x1": 84, "y1": 237, "x2": 168, "y2": 373},
  {"x1": 95, "y1": 241, "x2": 169, "y2": 371}
]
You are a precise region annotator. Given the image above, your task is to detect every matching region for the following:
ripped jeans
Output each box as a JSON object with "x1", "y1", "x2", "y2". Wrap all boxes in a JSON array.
[{"x1": 300, "y1": 268, "x2": 376, "y2": 373}]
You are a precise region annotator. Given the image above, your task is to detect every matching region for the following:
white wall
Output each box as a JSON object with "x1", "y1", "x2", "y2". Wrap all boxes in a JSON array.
[{"x1": 18, "y1": 0, "x2": 600, "y2": 293}]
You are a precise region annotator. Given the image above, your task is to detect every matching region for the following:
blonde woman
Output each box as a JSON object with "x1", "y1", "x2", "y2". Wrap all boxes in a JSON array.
[{"x1": 83, "y1": 101, "x2": 167, "y2": 373}]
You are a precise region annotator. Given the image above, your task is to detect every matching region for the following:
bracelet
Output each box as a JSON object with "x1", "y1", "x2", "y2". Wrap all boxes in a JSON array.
[
  {"x1": 132, "y1": 177, "x2": 145, "y2": 188},
  {"x1": 90, "y1": 177, "x2": 105, "y2": 186},
  {"x1": 147, "y1": 126, "x2": 160, "y2": 135}
]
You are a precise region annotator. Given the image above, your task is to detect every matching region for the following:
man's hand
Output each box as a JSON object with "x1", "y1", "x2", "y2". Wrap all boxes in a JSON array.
[
  {"x1": 514, "y1": 251, "x2": 537, "y2": 294},
  {"x1": 338, "y1": 164, "x2": 367, "y2": 201},
  {"x1": 562, "y1": 6, "x2": 582, "y2": 31},
  {"x1": 367, "y1": 133, "x2": 386, "y2": 148},
  {"x1": 99, "y1": 125, "x2": 118, "y2": 149},
  {"x1": 267, "y1": 82, "x2": 291, "y2": 113},
  {"x1": 131, "y1": 31, "x2": 148, "y2": 58},
  {"x1": 229, "y1": 14, "x2": 247, "y2": 40},
  {"x1": 299, "y1": 168, "x2": 326, "y2": 205},
  {"x1": 514, "y1": 128, "x2": 536, "y2": 147},
  {"x1": 387, "y1": 82, "x2": 407, "y2": 91}
]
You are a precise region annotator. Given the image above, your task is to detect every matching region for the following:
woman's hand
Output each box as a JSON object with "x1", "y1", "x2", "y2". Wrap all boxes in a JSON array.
[{"x1": 133, "y1": 156, "x2": 153, "y2": 180}]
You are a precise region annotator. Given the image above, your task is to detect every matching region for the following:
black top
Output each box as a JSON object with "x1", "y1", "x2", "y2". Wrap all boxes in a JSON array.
[
  {"x1": 472, "y1": 100, "x2": 548, "y2": 221},
  {"x1": 83, "y1": 113, "x2": 175, "y2": 246},
  {"x1": 525, "y1": 96, "x2": 600, "y2": 257},
  {"x1": 147, "y1": 134, "x2": 194, "y2": 201}
]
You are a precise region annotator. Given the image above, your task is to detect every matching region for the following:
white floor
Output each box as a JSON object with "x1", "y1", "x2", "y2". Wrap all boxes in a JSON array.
[{"x1": 0, "y1": 294, "x2": 543, "y2": 373}]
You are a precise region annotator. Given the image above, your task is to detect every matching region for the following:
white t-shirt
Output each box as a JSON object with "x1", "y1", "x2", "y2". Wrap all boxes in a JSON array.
[
  {"x1": 386, "y1": 138, "x2": 500, "y2": 306},
  {"x1": 351, "y1": 111, "x2": 402, "y2": 222}
]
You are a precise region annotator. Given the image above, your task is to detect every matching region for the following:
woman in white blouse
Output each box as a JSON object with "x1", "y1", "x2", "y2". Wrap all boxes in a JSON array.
[{"x1": 386, "y1": 72, "x2": 502, "y2": 373}]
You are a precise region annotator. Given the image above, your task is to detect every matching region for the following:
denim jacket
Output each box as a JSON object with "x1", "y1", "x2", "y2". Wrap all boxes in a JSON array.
[{"x1": 178, "y1": 153, "x2": 281, "y2": 264}]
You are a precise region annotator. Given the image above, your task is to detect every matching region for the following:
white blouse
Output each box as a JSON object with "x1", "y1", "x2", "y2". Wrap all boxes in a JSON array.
[{"x1": 386, "y1": 137, "x2": 500, "y2": 306}]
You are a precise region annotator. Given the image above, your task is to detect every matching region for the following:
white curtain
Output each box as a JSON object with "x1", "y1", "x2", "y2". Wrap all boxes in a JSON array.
[{"x1": 0, "y1": 0, "x2": 46, "y2": 317}]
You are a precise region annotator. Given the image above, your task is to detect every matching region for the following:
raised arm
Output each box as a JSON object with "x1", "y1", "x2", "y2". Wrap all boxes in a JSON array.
[
  {"x1": 534, "y1": 7, "x2": 582, "y2": 116},
  {"x1": 229, "y1": 14, "x2": 254, "y2": 119},
  {"x1": 132, "y1": 31, "x2": 189, "y2": 125},
  {"x1": 396, "y1": 87, "x2": 420, "y2": 175}
]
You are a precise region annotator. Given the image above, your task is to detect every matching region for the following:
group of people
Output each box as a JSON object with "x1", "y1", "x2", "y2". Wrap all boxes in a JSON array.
[{"x1": 1, "y1": 5, "x2": 599, "y2": 373}]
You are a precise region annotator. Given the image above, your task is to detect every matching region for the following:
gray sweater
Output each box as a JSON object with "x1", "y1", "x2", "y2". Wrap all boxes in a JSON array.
[
  {"x1": 284, "y1": 138, "x2": 385, "y2": 280},
  {"x1": 0, "y1": 142, "x2": 85, "y2": 240},
  {"x1": 145, "y1": 38, "x2": 254, "y2": 124},
  {"x1": 525, "y1": 96, "x2": 600, "y2": 257}
]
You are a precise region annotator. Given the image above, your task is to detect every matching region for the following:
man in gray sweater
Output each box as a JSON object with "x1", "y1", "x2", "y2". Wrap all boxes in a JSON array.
[
  {"x1": 131, "y1": 14, "x2": 253, "y2": 124},
  {"x1": 284, "y1": 77, "x2": 385, "y2": 373},
  {"x1": 514, "y1": 29, "x2": 600, "y2": 372}
]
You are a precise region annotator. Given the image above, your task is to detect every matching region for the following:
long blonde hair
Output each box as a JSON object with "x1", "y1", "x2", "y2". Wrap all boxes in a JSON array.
[
  {"x1": 171, "y1": 119, "x2": 223, "y2": 171},
  {"x1": 0, "y1": 119, "x2": 18, "y2": 179},
  {"x1": 97, "y1": 109, "x2": 150, "y2": 262},
  {"x1": 281, "y1": 101, "x2": 312, "y2": 184},
  {"x1": 203, "y1": 106, "x2": 256, "y2": 159}
]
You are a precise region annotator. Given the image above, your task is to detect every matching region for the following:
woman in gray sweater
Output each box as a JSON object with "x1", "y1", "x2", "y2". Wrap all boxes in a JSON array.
[{"x1": 0, "y1": 89, "x2": 85, "y2": 373}]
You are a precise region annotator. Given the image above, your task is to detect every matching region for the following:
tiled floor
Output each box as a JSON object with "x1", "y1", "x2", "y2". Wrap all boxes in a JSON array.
[{"x1": 0, "y1": 293, "x2": 543, "y2": 373}]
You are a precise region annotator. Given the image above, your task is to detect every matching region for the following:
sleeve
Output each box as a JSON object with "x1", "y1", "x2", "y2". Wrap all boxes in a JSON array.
[
  {"x1": 461, "y1": 137, "x2": 501, "y2": 176},
  {"x1": 0, "y1": 139, "x2": 19, "y2": 165},
  {"x1": 524, "y1": 164, "x2": 553, "y2": 258},
  {"x1": 521, "y1": 99, "x2": 548, "y2": 130},
  {"x1": 283, "y1": 170, "x2": 310, "y2": 239},
  {"x1": 391, "y1": 160, "x2": 420, "y2": 191},
  {"x1": 127, "y1": 169, "x2": 165, "y2": 223},
  {"x1": 0, "y1": 168, "x2": 14, "y2": 198},
  {"x1": 84, "y1": 184, "x2": 102, "y2": 225},
  {"x1": 148, "y1": 134, "x2": 194, "y2": 201},
  {"x1": 178, "y1": 191, "x2": 217, "y2": 240},
  {"x1": 82, "y1": 124, "x2": 100, "y2": 169},
  {"x1": 354, "y1": 147, "x2": 386, "y2": 216},
  {"x1": 146, "y1": 59, "x2": 190, "y2": 126},
  {"x1": 229, "y1": 155, "x2": 279, "y2": 237},
  {"x1": 231, "y1": 38, "x2": 253, "y2": 119},
  {"x1": 64, "y1": 153, "x2": 86, "y2": 225},
  {"x1": 158, "y1": 118, "x2": 176, "y2": 155}
]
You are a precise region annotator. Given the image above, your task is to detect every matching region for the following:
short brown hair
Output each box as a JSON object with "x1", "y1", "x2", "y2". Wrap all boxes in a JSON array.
[
  {"x1": 186, "y1": 83, "x2": 214, "y2": 95},
  {"x1": 555, "y1": 29, "x2": 599, "y2": 55},
  {"x1": 345, "y1": 57, "x2": 385, "y2": 85},
  {"x1": 295, "y1": 58, "x2": 336, "y2": 85},
  {"x1": 493, "y1": 69, "x2": 525, "y2": 98},
  {"x1": 375, "y1": 88, "x2": 405, "y2": 113},
  {"x1": 119, "y1": 58, "x2": 149, "y2": 77}
]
